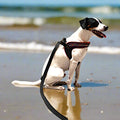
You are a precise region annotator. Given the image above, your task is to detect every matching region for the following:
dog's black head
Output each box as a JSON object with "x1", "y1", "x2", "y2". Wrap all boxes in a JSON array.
[{"x1": 79, "y1": 17, "x2": 108, "y2": 38}]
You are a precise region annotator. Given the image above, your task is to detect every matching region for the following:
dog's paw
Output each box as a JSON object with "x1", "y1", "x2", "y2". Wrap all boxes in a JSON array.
[
  {"x1": 68, "y1": 87, "x2": 75, "y2": 91},
  {"x1": 74, "y1": 83, "x2": 82, "y2": 87},
  {"x1": 58, "y1": 86, "x2": 65, "y2": 90}
]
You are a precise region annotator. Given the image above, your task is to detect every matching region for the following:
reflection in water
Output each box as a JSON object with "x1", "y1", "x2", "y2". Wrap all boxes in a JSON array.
[
  {"x1": 44, "y1": 88, "x2": 81, "y2": 120},
  {"x1": 12, "y1": 84, "x2": 82, "y2": 119},
  {"x1": 12, "y1": 81, "x2": 108, "y2": 120}
]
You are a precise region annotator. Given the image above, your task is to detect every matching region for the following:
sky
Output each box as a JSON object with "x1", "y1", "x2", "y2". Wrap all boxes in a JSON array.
[{"x1": 0, "y1": 0, "x2": 120, "y2": 7}]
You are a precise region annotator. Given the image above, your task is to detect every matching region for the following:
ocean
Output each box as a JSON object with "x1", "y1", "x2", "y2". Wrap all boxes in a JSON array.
[
  {"x1": 0, "y1": 0, "x2": 120, "y2": 19},
  {"x1": 0, "y1": 0, "x2": 120, "y2": 54}
]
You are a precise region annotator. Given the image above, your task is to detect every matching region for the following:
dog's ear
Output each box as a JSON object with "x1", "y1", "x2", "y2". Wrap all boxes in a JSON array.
[{"x1": 79, "y1": 17, "x2": 88, "y2": 29}]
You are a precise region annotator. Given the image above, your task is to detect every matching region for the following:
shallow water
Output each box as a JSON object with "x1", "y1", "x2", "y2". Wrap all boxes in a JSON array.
[
  {"x1": 0, "y1": 25, "x2": 120, "y2": 47},
  {"x1": 0, "y1": 51, "x2": 120, "y2": 120},
  {"x1": 0, "y1": 25, "x2": 120, "y2": 55}
]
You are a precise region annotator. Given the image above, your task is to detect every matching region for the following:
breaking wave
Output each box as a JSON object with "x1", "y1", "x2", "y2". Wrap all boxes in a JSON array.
[
  {"x1": 0, "y1": 16, "x2": 46, "y2": 26},
  {"x1": 0, "y1": 42, "x2": 120, "y2": 54},
  {"x1": 0, "y1": 6, "x2": 120, "y2": 26},
  {"x1": 88, "y1": 46, "x2": 120, "y2": 54},
  {"x1": 0, "y1": 42, "x2": 53, "y2": 52}
]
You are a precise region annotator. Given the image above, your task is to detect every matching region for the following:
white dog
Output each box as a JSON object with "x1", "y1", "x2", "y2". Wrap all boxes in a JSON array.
[{"x1": 12, "y1": 17, "x2": 108, "y2": 91}]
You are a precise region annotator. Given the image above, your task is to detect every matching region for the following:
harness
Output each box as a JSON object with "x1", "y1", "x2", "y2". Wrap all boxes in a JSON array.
[
  {"x1": 60, "y1": 38, "x2": 90, "y2": 59},
  {"x1": 40, "y1": 38, "x2": 90, "y2": 120}
]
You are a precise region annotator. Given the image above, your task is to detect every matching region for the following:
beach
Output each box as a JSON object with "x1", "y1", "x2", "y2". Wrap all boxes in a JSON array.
[
  {"x1": 0, "y1": 50, "x2": 120, "y2": 120},
  {"x1": 0, "y1": 3, "x2": 120, "y2": 119}
]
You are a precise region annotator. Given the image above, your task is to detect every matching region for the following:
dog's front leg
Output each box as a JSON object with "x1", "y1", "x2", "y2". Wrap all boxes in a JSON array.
[
  {"x1": 67, "y1": 59, "x2": 78, "y2": 91},
  {"x1": 74, "y1": 62, "x2": 82, "y2": 87}
]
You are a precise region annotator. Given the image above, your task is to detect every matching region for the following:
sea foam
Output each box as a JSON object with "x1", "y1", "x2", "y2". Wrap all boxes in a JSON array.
[
  {"x1": 0, "y1": 42, "x2": 53, "y2": 52},
  {"x1": 0, "y1": 42, "x2": 120, "y2": 54},
  {"x1": 88, "y1": 46, "x2": 120, "y2": 54},
  {"x1": 0, "y1": 17, "x2": 45, "y2": 26}
]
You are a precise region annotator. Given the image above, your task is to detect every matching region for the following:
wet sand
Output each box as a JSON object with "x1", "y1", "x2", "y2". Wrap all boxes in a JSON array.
[{"x1": 0, "y1": 51, "x2": 120, "y2": 120}]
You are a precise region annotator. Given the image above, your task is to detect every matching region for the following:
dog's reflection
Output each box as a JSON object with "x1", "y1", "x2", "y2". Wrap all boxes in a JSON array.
[{"x1": 44, "y1": 88, "x2": 81, "y2": 120}]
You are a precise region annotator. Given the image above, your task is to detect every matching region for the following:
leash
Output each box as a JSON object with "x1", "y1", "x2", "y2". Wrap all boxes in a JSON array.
[
  {"x1": 40, "y1": 39, "x2": 68, "y2": 120},
  {"x1": 40, "y1": 38, "x2": 90, "y2": 119}
]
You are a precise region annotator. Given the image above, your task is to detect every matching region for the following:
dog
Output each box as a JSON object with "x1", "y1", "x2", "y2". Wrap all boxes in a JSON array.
[{"x1": 12, "y1": 17, "x2": 108, "y2": 91}]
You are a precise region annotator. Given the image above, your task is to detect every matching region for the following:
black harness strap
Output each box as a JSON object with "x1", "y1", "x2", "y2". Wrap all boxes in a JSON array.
[
  {"x1": 59, "y1": 38, "x2": 72, "y2": 59},
  {"x1": 60, "y1": 38, "x2": 90, "y2": 59},
  {"x1": 40, "y1": 40, "x2": 68, "y2": 120}
]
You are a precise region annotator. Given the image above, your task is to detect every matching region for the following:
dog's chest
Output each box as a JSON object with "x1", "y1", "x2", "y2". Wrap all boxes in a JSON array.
[
  {"x1": 51, "y1": 45, "x2": 88, "y2": 70},
  {"x1": 72, "y1": 47, "x2": 88, "y2": 62},
  {"x1": 51, "y1": 45, "x2": 70, "y2": 70}
]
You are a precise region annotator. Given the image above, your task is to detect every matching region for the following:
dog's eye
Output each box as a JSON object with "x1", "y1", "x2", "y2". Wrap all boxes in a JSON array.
[{"x1": 90, "y1": 22, "x2": 99, "y2": 28}]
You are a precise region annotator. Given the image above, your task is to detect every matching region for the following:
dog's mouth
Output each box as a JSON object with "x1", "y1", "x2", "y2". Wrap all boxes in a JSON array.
[{"x1": 92, "y1": 30, "x2": 106, "y2": 38}]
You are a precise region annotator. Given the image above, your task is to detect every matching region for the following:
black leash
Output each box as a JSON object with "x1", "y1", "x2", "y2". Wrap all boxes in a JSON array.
[
  {"x1": 40, "y1": 39, "x2": 68, "y2": 120},
  {"x1": 40, "y1": 38, "x2": 90, "y2": 119}
]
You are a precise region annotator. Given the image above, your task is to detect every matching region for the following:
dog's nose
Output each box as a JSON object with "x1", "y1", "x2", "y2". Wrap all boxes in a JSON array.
[{"x1": 104, "y1": 26, "x2": 108, "y2": 31}]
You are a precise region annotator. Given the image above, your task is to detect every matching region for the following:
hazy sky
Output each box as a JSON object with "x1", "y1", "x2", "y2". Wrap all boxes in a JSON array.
[{"x1": 0, "y1": 0, "x2": 119, "y2": 6}]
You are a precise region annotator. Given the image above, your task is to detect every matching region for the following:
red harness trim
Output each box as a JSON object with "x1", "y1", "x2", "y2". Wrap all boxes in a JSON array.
[
  {"x1": 59, "y1": 38, "x2": 90, "y2": 59},
  {"x1": 64, "y1": 41, "x2": 90, "y2": 59},
  {"x1": 67, "y1": 42, "x2": 90, "y2": 50}
]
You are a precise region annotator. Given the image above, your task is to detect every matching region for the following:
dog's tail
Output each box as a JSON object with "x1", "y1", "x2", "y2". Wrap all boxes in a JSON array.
[{"x1": 11, "y1": 79, "x2": 41, "y2": 87}]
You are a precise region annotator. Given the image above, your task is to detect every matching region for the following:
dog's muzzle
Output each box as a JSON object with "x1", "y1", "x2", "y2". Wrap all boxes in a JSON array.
[{"x1": 104, "y1": 26, "x2": 108, "y2": 31}]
